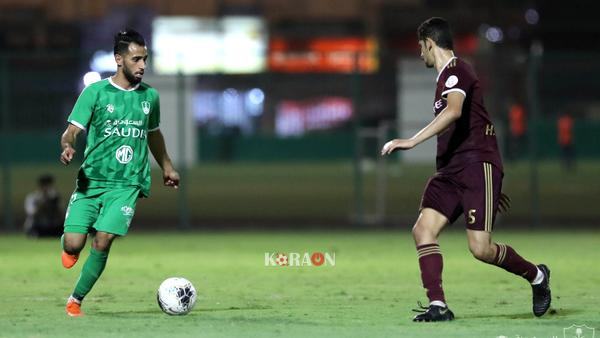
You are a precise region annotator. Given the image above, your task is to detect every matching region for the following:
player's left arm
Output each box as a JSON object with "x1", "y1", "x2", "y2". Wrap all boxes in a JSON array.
[
  {"x1": 381, "y1": 92, "x2": 464, "y2": 155},
  {"x1": 148, "y1": 130, "x2": 180, "y2": 189}
]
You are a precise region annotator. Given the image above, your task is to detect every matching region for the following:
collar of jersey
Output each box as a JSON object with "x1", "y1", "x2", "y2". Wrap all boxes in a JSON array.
[
  {"x1": 436, "y1": 56, "x2": 458, "y2": 83},
  {"x1": 108, "y1": 76, "x2": 140, "y2": 91}
]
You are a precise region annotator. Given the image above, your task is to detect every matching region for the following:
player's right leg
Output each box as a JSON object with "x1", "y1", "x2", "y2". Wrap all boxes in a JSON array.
[
  {"x1": 411, "y1": 208, "x2": 454, "y2": 322},
  {"x1": 62, "y1": 189, "x2": 102, "y2": 316},
  {"x1": 66, "y1": 187, "x2": 138, "y2": 317},
  {"x1": 62, "y1": 189, "x2": 101, "y2": 269},
  {"x1": 411, "y1": 174, "x2": 462, "y2": 322},
  {"x1": 61, "y1": 232, "x2": 86, "y2": 268}
]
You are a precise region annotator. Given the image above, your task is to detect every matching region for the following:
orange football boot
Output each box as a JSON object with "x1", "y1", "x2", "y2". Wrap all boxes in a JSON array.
[
  {"x1": 66, "y1": 297, "x2": 83, "y2": 317},
  {"x1": 62, "y1": 251, "x2": 79, "y2": 269}
]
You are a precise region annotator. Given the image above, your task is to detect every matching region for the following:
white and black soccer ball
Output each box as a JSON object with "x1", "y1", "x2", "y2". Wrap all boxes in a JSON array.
[{"x1": 157, "y1": 277, "x2": 197, "y2": 315}]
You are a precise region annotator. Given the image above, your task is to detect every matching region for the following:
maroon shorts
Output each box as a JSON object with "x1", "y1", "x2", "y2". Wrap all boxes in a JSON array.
[{"x1": 420, "y1": 162, "x2": 503, "y2": 232}]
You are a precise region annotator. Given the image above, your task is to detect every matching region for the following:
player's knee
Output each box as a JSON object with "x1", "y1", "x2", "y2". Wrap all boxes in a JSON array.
[
  {"x1": 92, "y1": 239, "x2": 112, "y2": 252},
  {"x1": 469, "y1": 242, "x2": 494, "y2": 262},
  {"x1": 412, "y1": 223, "x2": 434, "y2": 243},
  {"x1": 63, "y1": 242, "x2": 83, "y2": 255},
  {"x1": 411, "y1": 223, "x2": 423, "y2": 240},
  {"x1": 92, "y1": 233, "x2": 116, "y2": 252},
  {"x1": 63, "y1": 236, "x2": 85, "y2": 254}
]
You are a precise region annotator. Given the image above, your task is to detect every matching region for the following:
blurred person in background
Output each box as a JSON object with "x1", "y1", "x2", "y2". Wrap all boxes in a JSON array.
[
  {"x1": 557, "y1": 113, "x2": 575, "y2": 171},
  {"x1": 508, "y1": 102, "x2": 526, "y2": 160},
  {"x1": 23, "y1": 174, "x2": 63, "y2": 237},
  {"x1": 59, "y1": 29, "x2": 180, "y2": 317},
  {"x1": 381, "y1": 17, "x2": 551, "y2": 322}
]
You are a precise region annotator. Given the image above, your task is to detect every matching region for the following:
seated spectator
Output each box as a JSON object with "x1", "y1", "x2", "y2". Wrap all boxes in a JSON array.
[{"x1": 24, "y1": 174, "x2": 63, "y2": 237}]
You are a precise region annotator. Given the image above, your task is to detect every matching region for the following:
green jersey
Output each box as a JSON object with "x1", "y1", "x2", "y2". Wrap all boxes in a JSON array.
[{"x1": 67, "y1": 77, "x2": 160, "y2": 197}]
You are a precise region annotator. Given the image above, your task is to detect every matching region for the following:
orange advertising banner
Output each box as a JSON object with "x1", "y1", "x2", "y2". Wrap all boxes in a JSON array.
[{"x1": 268, "y1": 37, "x2": 378, "y2": 73}]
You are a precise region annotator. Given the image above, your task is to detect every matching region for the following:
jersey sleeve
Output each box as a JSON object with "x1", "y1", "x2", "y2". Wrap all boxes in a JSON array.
[
  {"x1": 148, "y1": 91, "x2": 161, "y2": 132},
  {"x1": 441, "y1": 64, "x2": 475, "y2": 98},
  {"x1": 67, "y1": 86, "x2": 97, "y2": 131}
]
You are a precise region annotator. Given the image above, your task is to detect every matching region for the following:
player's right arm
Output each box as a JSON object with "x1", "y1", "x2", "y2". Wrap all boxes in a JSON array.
[
  {"x1": 61, "y1": 83, "x2": 97, "y2": 165},
  {"x1": 60, "y1": 123, "x2": 83, "y2": 165},
  {"x1": 381, "y1": 91, "x2": 465, "y2": 155}
]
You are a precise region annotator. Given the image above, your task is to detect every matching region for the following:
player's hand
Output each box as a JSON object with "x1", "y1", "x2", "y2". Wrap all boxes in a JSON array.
[
  {"x1": 498, "y1": 192, "x2": 511, "y2": 213},
  {"x1": 60, "y1": 146, "x2": 76, "y2": 165},
  {"x1": 163, "y1": 169, "x2": 180, "y2": 189},
  {"x1": 381, "y1": 138, "x2": 416, "y2": 155}
]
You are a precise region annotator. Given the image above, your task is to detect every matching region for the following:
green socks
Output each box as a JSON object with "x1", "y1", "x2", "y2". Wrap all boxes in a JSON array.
[{"x1": 72, "y1": 248, "x2": 109, "y2": 301}]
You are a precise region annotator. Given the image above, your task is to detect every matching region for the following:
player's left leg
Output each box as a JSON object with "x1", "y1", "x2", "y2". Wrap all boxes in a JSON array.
[
  {"x1": 67, "y1": 231, "x2": 117, "y2": 317},
  {"x1": 466, "y1": 230, "x2": 551, "y2": 316},
  {"x1": 463, "y1": 162, "x2": 551, "y2": 317},
  {"x1": 71, "y1": 232, "x2": 116, "y2": 300}
]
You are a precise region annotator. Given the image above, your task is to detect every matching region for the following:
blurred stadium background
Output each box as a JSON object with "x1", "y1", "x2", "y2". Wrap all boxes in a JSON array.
[{"x1": 0, "y1": 0, "x2": 598, "y2": 230}]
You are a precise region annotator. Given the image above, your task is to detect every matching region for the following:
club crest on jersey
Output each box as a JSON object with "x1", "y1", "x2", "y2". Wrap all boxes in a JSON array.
[
  {"x1": 445, "y1": 75, "x2": 458, "y2": 88},
  {"x1": 141, "y1": 101, "x2": 151, "y2": 115},
  {"x1": 120, "y1": 205, "x2": 134, "y2": 217},
  {"x1": 106, "y1": 104, "x2": 115, "y2": 113},
  {"x1": 115, "y1": 145, "x2": 133, "y2": 164}
]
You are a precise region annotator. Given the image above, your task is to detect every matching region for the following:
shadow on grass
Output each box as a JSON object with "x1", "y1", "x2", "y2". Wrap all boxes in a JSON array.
[{"x1": 462, "y1": 308, "x2": 578, "y2": 320}]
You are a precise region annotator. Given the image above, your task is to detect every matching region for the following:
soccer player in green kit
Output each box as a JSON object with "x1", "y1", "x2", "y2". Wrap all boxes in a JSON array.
[{"x1": 59, "y1": 29, "x2": 180, "y2": 317}]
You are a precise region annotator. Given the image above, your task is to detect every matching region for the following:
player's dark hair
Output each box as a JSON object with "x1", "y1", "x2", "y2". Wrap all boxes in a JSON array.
[
  {"x1": 113, "y1": 29, "x2": 146, "y2": 55},
  {"x1": 417, "y1": 17, "x2": 454, "y2": 50}
]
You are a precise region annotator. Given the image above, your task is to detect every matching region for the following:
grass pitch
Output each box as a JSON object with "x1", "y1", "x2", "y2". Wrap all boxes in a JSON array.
[{"x1": 0, "y1": 229, "x2": 598, "y2": 338}]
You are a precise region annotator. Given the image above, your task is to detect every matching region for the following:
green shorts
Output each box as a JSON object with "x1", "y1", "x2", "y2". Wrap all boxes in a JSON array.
[{"x1": 64, "y1": 187, "x2": 140, "y2": 236}]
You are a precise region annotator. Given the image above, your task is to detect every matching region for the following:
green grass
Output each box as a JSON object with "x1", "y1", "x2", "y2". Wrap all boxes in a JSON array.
[
  {"x1": 1, "y1": 161, "x2": 600, "y2": 226},
  {"x1": 1, "y1": 230, "x2": 598, "y2": 337}
]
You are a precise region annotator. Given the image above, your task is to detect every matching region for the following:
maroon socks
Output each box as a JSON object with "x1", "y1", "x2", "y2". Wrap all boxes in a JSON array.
[
  {"x1": 416, "y1": 242, "x2": 540, "y2": 304},
  {"x1": 493, "y1": 243, "x2": 539, "y2": 283},
  {"x1": 417, "y1": 243, "x2": 445, "y2": 303}
]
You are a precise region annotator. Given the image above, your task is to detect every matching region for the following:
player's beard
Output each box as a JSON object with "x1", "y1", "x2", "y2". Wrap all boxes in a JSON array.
[{"x1": 122, "y1": 65, "x2": 142, "y2": 85}]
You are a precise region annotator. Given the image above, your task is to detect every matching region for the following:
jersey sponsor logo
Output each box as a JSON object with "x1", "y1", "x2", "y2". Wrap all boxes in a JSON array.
[
  {"x1": 104, "y1": 127, "x2": 147, "y2": 139},
  {"x1": 115, "y1": 145, "x2": 134, "y2": 164},
  {"x1": 106, "y1": 119, "x2": 143, "y2": 127},
  {"x1": 445, "y1": 75, "x2": 458, "y2": 88},
  {"x1": 106, "y1": 104, "x2": 115, "y2": 113},
  {"x1": 104, "y1": 119, "x2": 146, "y2": 139},
  {"x1": 141, "y1": 101, "x2": 151, "y2": 115},
  {"x1": 434, "y1": 99, "x2": 444, "y2": 110}
]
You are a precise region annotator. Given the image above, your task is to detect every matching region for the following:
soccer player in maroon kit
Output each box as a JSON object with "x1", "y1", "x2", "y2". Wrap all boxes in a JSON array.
[{"x1": 381, "y1": 17, "x2": 551, "y2": 321}]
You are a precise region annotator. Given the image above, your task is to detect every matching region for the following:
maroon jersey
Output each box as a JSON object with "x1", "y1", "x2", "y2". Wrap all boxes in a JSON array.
[{"x1": 433, "y1": 57, "x2": 503, "y2": 173}]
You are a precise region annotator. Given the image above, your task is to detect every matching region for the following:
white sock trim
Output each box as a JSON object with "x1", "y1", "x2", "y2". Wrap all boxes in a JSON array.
[
  {"x1": 531, "y1": 268, "x2": 544, "y2": 285},
  {"x1": 430, "y1": 300, "x2": 447, "y2": 308},
  {"x1": 68, "y1": 295, "x2": 81, "y2": 304}
]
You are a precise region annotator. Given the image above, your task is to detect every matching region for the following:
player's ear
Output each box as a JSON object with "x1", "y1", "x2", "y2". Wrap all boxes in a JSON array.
[
  {"x1": 114, "y1": 54, "x2": 123, "y2": 67},
  {"x1": 426, "y1": 38, "x2": 433, "y2": 51}
]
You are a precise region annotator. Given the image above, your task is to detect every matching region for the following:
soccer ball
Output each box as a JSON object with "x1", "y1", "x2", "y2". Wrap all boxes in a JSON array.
[{"x1": 157, "y1": 277, "x2": 197, "y2": 315}]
